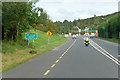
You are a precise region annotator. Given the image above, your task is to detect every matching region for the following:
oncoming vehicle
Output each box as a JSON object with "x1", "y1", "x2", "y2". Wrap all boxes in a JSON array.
[
  {"x1": 90, "y1": 33, "x2": 95, "y2": 38},
  {"x1": 72, "y1": 35, "x2": 77, "y2": 39},
  {"x1": 90, "y1": 36, "x2": 93, "y2": 38}
]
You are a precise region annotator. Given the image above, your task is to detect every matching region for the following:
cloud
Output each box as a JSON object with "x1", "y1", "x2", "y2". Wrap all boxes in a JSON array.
[
  {"x1": 86, "y1": 0, "x2": 119, "y2": 2},
  {"x1": 57, "y1": 8, "x2": 73, "y2": 15},
  {"x1": 39, "y1": 0, "x2": 119, "y2": 3},
  {"x1": 35, "y1": 0, "x2": 118, "y2": 22},
  {"x1": 88, "y1": 9, "x2": 104, "y2": 16}
]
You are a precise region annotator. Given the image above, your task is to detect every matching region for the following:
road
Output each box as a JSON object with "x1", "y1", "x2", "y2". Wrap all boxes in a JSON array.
[{"x1": 2, "y1": 36, "x2": 119, "y2": 79}]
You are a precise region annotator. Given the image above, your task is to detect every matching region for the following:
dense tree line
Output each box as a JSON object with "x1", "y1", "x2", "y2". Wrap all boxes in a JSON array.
[
  {"x1": 98, "y1": 12, "x2": 120, "y2": 39},
  {"x1": 57, "y1": 12, "x2": 119, "y2": 38},
  {"x1": 2, "y1": 2, "x2": 32, "y2": 41},
  {"x1": 2, "y1": 2, "x2": 58, "y2": 41},
  {"x1": 54, "y1": 20, "x2": 74, "y2": 34},
  {"x1": 55, "y1": 12, "x2": 119, "y2": 34}
]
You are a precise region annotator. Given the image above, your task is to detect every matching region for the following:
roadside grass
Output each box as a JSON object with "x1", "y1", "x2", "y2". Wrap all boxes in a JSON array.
[
  {"x1": 2, "y1": 29, "x2": 71, "y2": 73},
  {"x1": 94, "y1": 37, "x2": 119, "y2": 43},
  {"x1": 0, "y1": 42, "x2": 2, "y2": 73}
]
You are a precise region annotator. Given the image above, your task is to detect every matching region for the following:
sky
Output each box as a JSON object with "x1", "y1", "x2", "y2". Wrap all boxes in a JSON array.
[{"x1": 35, "y1": 0, "x2": 119, "y2": 22}]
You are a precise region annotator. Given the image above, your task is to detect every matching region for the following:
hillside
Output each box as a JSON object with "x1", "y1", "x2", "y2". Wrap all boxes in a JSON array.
[{"x1": 54, "y1": 12, "x2": 119, "y2": 34}]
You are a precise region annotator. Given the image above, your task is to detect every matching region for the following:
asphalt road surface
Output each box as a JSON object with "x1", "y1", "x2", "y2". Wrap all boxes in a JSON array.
[{"x1": 2, "y1": 36, "x2": 119, "y2": 78}]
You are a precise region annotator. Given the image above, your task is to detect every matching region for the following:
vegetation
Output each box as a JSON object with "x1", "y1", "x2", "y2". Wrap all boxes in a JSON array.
[
  {"x1": 98, "y1": 12, "x2": 120, "y2": 39},
  {"x1": 97, "y1": 37, "x2": 119, "y2": 43},
  {"x1": 54, "y1": 12, "x2": 119, "y2": 36},
  {"x1": 2, "y1": 29, "x2": 70, "y2": 73},
  {"x1": 2, "y1": 2, "x2": 59, "y2": 41},
  {"x1": 2, "y1": 2, "x2": 70, "y2": 73}
]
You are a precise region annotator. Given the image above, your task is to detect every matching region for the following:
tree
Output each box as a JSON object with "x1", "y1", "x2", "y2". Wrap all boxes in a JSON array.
[{"x1": 2, "y1": 2, "x2": 35, "y2": 41}]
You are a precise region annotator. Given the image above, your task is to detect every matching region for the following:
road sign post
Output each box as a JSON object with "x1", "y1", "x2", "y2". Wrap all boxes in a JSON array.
[
  {"x1": 33, "y1": 40, "x2": 34, "y2": 48},
  {"x1": 25, "y1": 33, "x2": 37, "y2": 48},
  {"x1": 28, "y1": 39, "x2": 29, "y2": 48},
  {"x1": 46, "y1": 31, "x2": 52, "y2": 44},
  {"x1": 48, "y1": 37, "x2": 49, "y2": 44}
]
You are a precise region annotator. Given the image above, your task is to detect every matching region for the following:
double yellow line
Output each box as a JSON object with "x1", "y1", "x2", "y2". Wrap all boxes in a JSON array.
[{"x1": 43, "y1": 39, "x2": 77, "y2": 76}]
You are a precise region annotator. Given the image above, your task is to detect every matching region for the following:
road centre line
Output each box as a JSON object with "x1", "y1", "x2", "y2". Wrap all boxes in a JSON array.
[
  {"x1": 51, "y1": 64, "x2": 56, "y2": 68},
  {"x1": 56, "y1": 60, "x2": 59, "y2": 63},
  {"x1": 64, "y1": 52, "x2": 66, "y2": 54},
  {"x1": 62, "y1": 54, "x2": 64, "y2": 56},
  {"x1": 59, "y1": 57, "x2": 62, "y2": 59},
  {"x1": 44, "y1": 70, "x2": 50, "y2": 76},
  {"x1": 43, "y1": 39, "x2": 77, "y2": 76}
]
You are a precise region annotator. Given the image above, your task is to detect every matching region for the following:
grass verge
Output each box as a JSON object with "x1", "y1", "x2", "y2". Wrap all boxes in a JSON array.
[
  {"x1": 94, "y1": 37, "x2": 119, "y2": 43},
  {"x1": 1, "y1": 30, "x2": 71, "y2": 73}
]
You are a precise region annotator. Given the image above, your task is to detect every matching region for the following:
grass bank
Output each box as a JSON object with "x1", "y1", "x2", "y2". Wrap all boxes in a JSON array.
[
  {"x1": 2, "y1": 29, "x2": 71, "y2": 73},
  {"x1": 95, "y1": 37, "x2": 119, "y2": 43}
]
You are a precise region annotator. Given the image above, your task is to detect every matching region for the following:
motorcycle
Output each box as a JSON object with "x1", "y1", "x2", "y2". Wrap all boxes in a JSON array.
[{"x1": 84, "y1": 41, "x2": 89, "y2": 46}]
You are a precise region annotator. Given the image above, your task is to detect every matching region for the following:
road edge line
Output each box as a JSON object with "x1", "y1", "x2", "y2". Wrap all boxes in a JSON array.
[{"x1": 89, "y1": 39, "x2": 120, "y2": 65}]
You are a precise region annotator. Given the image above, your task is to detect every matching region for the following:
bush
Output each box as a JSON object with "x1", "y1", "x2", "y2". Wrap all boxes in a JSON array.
[{"x1": 98, "y1": 12, "x2": 120, "y2": 39}]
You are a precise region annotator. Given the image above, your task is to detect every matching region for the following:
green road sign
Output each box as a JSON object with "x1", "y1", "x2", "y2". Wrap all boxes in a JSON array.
[{"x1": 25, "y1": 33, "x2": 37, "y2": 39}]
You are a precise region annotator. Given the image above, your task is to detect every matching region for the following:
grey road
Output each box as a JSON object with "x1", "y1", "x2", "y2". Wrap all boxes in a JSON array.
[{"x1": 2, "y1": 37, "x2": 119, "y2": 78}]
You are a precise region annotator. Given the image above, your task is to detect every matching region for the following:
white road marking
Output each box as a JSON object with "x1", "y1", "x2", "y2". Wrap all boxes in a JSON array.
[{"x1": 89, "y1": 39, "x2": 120, "y2": 65}]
